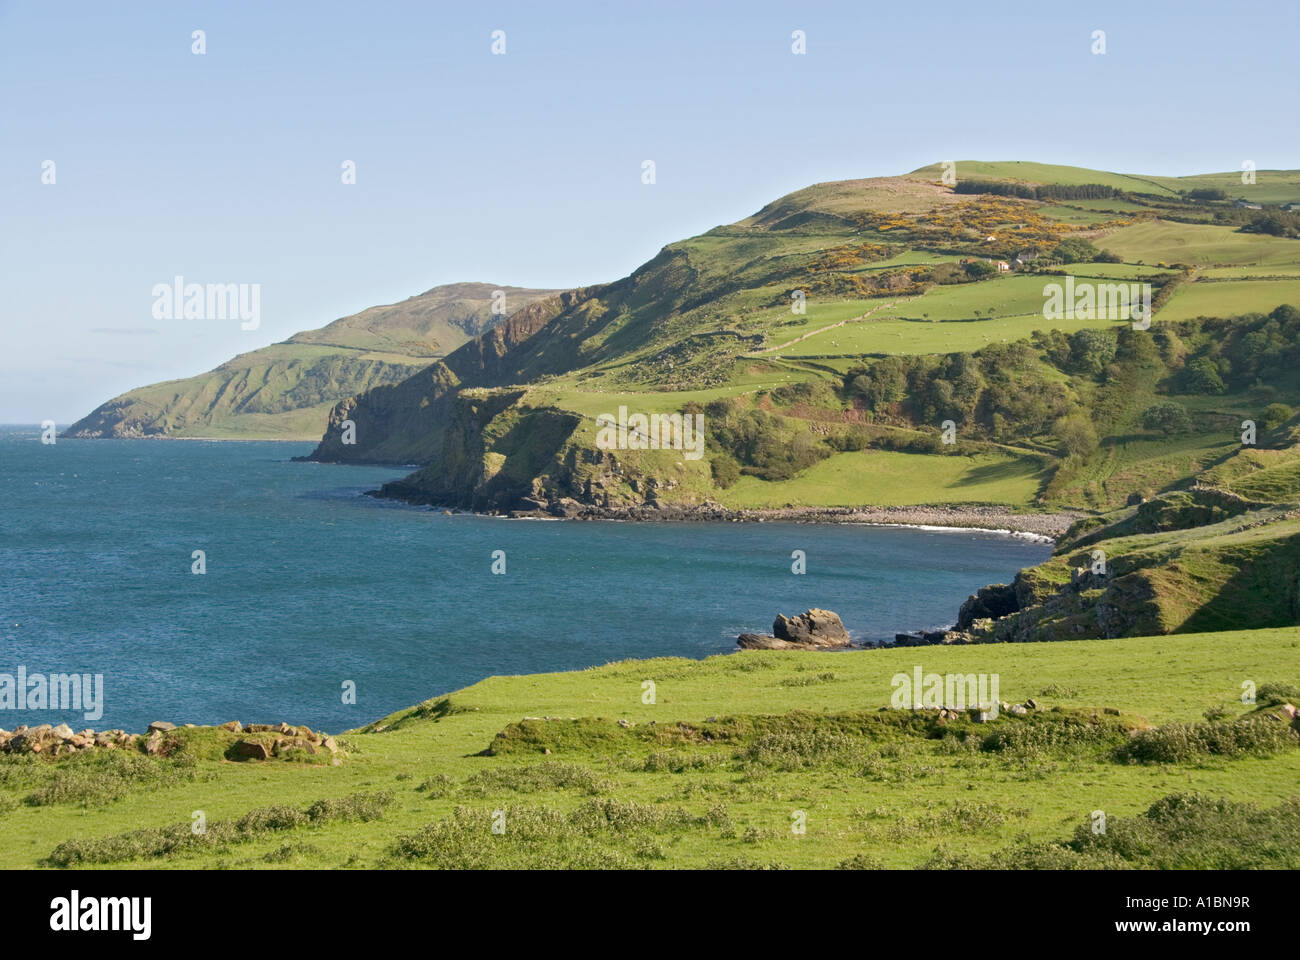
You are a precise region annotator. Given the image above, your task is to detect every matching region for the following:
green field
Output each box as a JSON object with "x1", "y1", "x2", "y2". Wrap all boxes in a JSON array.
[
  {"x1": 4, "y1": 628, "x2": 1295, "y2": 869},
  {"x1": 717, "y1": 448, "x2": 1048, "y2": 507},
  {"x1": 1098, "y1": 220, "x2": 1300, "y2": 268},
  {"x1": 1156, "y1": 278, "x2": 1300, "y2": 322},
  {"x1": 775, "y1": 313, "x2": 1129, "y2": 359}
]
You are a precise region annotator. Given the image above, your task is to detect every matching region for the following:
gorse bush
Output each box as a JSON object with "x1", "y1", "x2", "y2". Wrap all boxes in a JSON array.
[
  {"x1": 1070, "y1": 793, "x2": 1300, "y2": 869},
  {"x1": 1256, "y1": 681, "x2": 1300, "y2": 705},
  {"x1": 389, "y1": 800, "x2": 714, "y2": 870},
  {"x1": 462, "y1": 761, "x2": 610, "y2": 796},
  {"x1": 735, "y1": 729, "x2": 872, "y2": 771},
  {"x1": 23, "y1": 751, "x2": 200, "y2": 808},
  {"x1": 704, "y1": 856, "x2": 789, "y2": 870},
  {"x1": 1116, "y1": 717, "x2": 1298, "y2": 764},
  {"x1": 637, "y1": 750, "x2": 720, "y2": 773},
  {"x1": 416, "y1": 773, "x2": 456, "y2": 797},
  {"x1": 837, "y1": 852, "x2": 886, "y2": 870},
  {"x1": 916, "y1": 793, "x2": 1300, "y2": 870},
  {"x1": 47, "y1": 790, "x2": 395, "y2": 866},
  {"x1": 979, "y1": 715, "x2": 1128, "y2": 757}
]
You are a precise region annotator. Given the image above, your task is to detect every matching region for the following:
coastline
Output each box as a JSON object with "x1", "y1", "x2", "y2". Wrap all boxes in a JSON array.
[{"x1": 392, "y1": 496, "x2": 1083, "y2": 540}]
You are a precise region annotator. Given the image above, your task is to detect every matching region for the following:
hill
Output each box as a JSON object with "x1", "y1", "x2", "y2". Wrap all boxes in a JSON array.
[
  {"x1": 63, "y1": 282, "x2": 560, "y2": 441},
  {"x1": 298, "y1": 161, "x2": 1300, "y2": 643}
]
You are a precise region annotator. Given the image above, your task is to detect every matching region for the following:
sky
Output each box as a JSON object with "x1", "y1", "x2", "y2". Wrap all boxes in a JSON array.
[{"x1": 1, "y1": 0, "x2": 1296, "y2": 422}]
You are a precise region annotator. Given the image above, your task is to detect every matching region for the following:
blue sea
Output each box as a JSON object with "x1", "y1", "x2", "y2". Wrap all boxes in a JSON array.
[{"x1": 0, "y1": 427, "x2": 1052, "y2": 732}]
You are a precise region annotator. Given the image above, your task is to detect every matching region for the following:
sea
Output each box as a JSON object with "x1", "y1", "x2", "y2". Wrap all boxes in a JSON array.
[{"x1": 0, "y1": 427, "x2": 1052, "y2": 732}]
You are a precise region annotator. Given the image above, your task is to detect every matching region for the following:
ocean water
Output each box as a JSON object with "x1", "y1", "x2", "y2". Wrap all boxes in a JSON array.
[{"x1": 0, "y1": 427, "x2": 1052, "y2": 732}]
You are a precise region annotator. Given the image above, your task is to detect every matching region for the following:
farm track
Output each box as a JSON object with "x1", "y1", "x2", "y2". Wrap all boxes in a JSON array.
[{"x1": 747, "y1": 296, "x2": 917, "y2": 356}]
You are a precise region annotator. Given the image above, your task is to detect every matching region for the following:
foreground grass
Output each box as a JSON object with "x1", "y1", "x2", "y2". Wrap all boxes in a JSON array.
[{"x1": 2, "y1": 627, "x2": 1296, "y2": 869}]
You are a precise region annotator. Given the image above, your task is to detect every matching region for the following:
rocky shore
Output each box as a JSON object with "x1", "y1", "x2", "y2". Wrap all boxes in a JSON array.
[{"x1": 485, "y1": 497, "x2": 1081, "y2": 539}]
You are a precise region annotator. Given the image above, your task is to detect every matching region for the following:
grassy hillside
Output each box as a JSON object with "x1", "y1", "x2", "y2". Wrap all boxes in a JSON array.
[
  {"x1": 63, "y1": 282, "x2": 559, "y2": 441},
  {"x1": 288, "y1": 161, "x2": 1300, "y2": 648},
  {"x1": 3, "y1": 628, "x2": 1296, "y2": 869},
  {"x1": 307, "y1": 162, "x2": 1300, "y2": 508}
]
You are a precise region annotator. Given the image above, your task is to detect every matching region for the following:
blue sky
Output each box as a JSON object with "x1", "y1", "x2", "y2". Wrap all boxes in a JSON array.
[{"x1": 1, "y1": 0, "x2": 1296, "y2": 422}]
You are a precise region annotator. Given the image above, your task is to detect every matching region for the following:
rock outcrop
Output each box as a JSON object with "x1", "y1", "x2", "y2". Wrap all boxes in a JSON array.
[
  {"x1": 0, "y1": 720, "x2": 342, "y2": 763},
  {"x1": 738, "y1": 608, "x2": 852, "y2": 649}
]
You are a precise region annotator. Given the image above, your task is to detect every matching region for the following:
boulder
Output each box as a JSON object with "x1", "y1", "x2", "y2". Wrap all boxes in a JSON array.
[
  {"x1": 893, "y1": 632, "x2": 931, "y2": 647},
  {"x1": 956, "y1": 583, "x2": 1019, "y2": 629},
  {"x1": 219, "y1": 721, "x2": 243, "y2": 733},
  {"x1": 772, "y1": 608, "x2": 851, "y2": 648},
  {"x1": 230, "y1": 739, "x2": 271, "y2": 761},
  {"x1": 272, "y1": 737, "x2": 317, "y2": 757},
  {"x1": 320, "y1": 736, "x2": 339, "y2": 754},
  {"x1": 147, "y1": 721, "x2": 176, "y2": 733},
  {"x1": 51, "y1": 723, "x2": 74, "y2": 740},
  {"x1": 737, "y1": 633, "x2": 797, "y2": 650}
]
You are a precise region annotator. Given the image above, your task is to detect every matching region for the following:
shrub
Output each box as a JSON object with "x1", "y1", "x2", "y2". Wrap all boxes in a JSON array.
[
  {"x1": 461, "y1": 761, "x2": 609, "y2": 796},
  {"x1": 837, "y1": 852, "x2": 886, "y2": 869},
  {"x1": 1262, "y1": 403, "x2": 1294, "y2": 430},
  {"x1": 710, "y1": 453, "x2": 741, "y2": 489},
  {"x1": 47, "y1": 791, "x2": 395, "y2": 866},
  {"x1": 24, "y1": 751, "x2": 199, "y2": 808},
  {"x1": 1116, "y1": 718, "x2": 1298, "y2": 764},
  {"x1": 1141, "y1": 401, "x2": 1191, "y2": 435},
  {"x1": 1256, "y1": 681, "x2": 1300, "y2": 706}
]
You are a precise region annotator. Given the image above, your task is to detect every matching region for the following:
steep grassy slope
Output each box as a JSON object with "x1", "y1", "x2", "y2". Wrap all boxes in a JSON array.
[
  {"x1": 2, "y1": 628, "x2": 1296, "y2": 869},
  {"x1": 308, "y1": 163, "x2": 1300, "y2": 506},
  {"x1": 64, "y1": 282, "x2": 559, "y2": 441}
]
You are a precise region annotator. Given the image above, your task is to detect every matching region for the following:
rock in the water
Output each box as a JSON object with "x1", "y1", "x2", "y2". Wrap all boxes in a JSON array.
[
  {"x1": 737, "y1": 633, "x2": 797, "y2": 650},
  {"x1": 772, "y1": 608, "x2": 851, "y2": 647}
]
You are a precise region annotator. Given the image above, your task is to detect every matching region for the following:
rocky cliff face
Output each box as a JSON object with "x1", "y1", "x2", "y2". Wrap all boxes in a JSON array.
[
  {"x1": 372, "y1": 401, "x2": 582, "y2": 512},
  {"x1": 942, "y1": 489, "x2": 1300, "y2": 645},
  {"x1": 306, "y1": 287, "x2": 604, "y2": 465}
]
